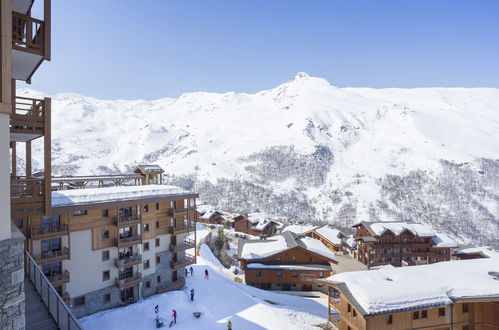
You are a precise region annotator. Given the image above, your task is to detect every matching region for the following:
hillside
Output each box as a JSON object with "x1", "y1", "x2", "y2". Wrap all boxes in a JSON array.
[{"x1": 19, "y1": 73, "x2": 499, "y2": 245}]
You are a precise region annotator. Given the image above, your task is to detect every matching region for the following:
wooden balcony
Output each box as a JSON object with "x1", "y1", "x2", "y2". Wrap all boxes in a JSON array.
[
  {"x1": 115, "y1": 254, "x2": 142, "y2": 268},
  {"x1": 114, "y1": 215, "x2": 141, "y2": 227},
  {"x1": 35, "y1": 247, "x2": 69, "y2": 265},
  {"x1": 168, "y1": 223, "x2": 196, "y2": 235},
  {"x1": 157, "y1": 278, "x2": 185, "y2": 294},
  {"x1": 169, "y1": 238, "x2": 195, "y2": 252},
  {"x1": 328, "y1": 315, "x2": 341, "y2": 330},
  {"x1": 170, "y1": 254, "x2": 195, "y2": 270},
  {"x1": 168, "y1": 207, "x2": 196, "y2": 217},
  {"x1": 115, "y1": 272, "x2": 142, "y2": 289},
  {"x1": 10, "y1": 96, "x2": 46, "y2": 140},
  {"x1": 329, "y1": 297, "x2": 340, "y2": 310},
  {"x1": 47, "y1": 270, "x2": 70, "y2": 286},
  {"x1": 11, "y1": 177, "x2": 45, "y2": 216},
  {"x1": 116, "y1": 235, "x2": 142, "y2": 248},
  {"x1": 30, "y1": 224, "x2": 68, "y2": 240}
]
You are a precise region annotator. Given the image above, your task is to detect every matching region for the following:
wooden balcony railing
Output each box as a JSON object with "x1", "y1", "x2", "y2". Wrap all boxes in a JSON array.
[
  {"x1": 168, "y1": 223, "x2": 196, "y2": 235},
  {"x1": 10, "y1": 96, "x2": 46, "y2": 136},
  {"x1": 35, "y1": 247, "x2": 70, "y2": 265},
  {"x1": 115, "y1": 254, "x2": 142, "y2": 268},
  {"x1": 11, "y1": 177, "x2": 45, "y2": 215},
  {"x1": 12, "y1": 12, "x2": 45, "y2": 56},
  {"x1": 170, "y1": 254, "x2": 195, "y2": 270},
  {"x1": 169, "y1": 238, "x2": 195, "y2": 252},
  {"x1": 157, "y1": 277, "x2": 185, "y2": 294},
  {"x1": 115, "y1": 234, "x2": 142, "y2": 248},
  {"x1": 115, "y1": 272, "x2": 142, "y2": 289},
  {"x1": 31, "y1": 224, "x2": 68, "y2": 240},
  {"x1": 114, "y1": 215, "x2": 141, "y2": 227},
  {"x1": 168, "y1": 207, "x2": 196, "y2": 217},
  {"x1": 47, "y1": 270, "x2": 70, "y2": 286}
]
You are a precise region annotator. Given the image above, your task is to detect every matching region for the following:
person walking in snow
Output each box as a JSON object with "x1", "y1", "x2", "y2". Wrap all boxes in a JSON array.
[
  {"x1": 189, "y1": 266, "x2": 193, "y2": 276},
  {"x1": 227, "y1": 320, "x2": 232, "y2": 330},
  {"x1": 204, "y1": 269, "x2": 209, "y2": 279},
  {"x1": 190, "y1": 288, "x2": 195, "y2": 301},
  {"x1": 185, "y1": 268, "x2": 188, "y2": 277},
  {"x1": 172, "y1": 309, "x2": 177, "y2": 324}
]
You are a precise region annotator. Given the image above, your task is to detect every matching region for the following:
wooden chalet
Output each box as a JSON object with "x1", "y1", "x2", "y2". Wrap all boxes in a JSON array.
[
  {"x1": 196, "y1": 205, "x2": 225, "y2": 224},
  {"x1": 353, "y1": 221, "x2": 456, "y2": 268},
  {"x1": 233, "y1": 213, "x2": 278, "y2": 237},
  {"x1": 133, "y1": 165, "x2": 164, "y2": 185},
  {"x1": 318, "y1": 258, "x2": 499, "y2": 330},
  {"x1": 237, "y1": 231, "x2": 337, "y2": 291},
  {"x1": 306, "y1": 225, "x2": 348, "y2": 253}
]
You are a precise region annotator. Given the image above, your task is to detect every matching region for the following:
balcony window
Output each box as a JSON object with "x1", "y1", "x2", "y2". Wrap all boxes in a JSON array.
[
  {"x1": 143, "y1": 205, "x2": 149, "y2": 213},
  {"x1": 156, "y1": 256, "x2": 161, "y2": 264},
  {"x1": 73, "y1": 210, "x2": 87, "y2": 216},
  {"x1": 155, "y1": 238, "x2": 160, "y2": 247},
  {"x1": 102, "y1": 250, "x2": 110, "y2": 261},
  {"x1": 144, "y1": 260, "x2": 150, "y2": 269},
  {"x1": 292, "y1": 256, "x2": 297, "y2": 262},
  {"x1": 319, "y1": 272, "x2": 324, "y2": 278},
  {"x1": 118, "y1": 207, "x2": 132, "y2": 218},
  {"x1": 387, "y1": 315, "x2": 393, "y2": 324},
  {"x1": 156, "y1": 221, "x2": 160, "y2": 228},
  {"x1": 144, "y1": 242, "x2": 150, "y2": 251},
  {"x1": 156, "y1": 203, "x2": 160, "y2": 210},
  {"x1": 143, "y1": 224, "x2": 150, "y2": 232},
  {"x1": 256, "y1": 271, "x2": 262, "y2": 277},
  {"x1": 145, "y1": 281, "x2": 151, "y2": 289},
  {"x1": 413, "y1": 311, "x2": 419, "y2": 320},
  {"x1": 462, "y1": 303, "x2": 469, "y2": 313},
  {"x1": 157, "y1": 275, "x2": 161, "y2": 283},
  {"x1": 438, "y1": 308, "x2": 446, "y2": 316},
  {"x1": 41, "y1": 238, "x2": 61, "y2": 253},
  {"x1": 102, "y1": 230, "x2": 109, "y2": 240},
  {"x1": 102, "y1": 270, "x2": 110, "y2": 281},
  {"x1": 102, "y1": 209, "x2": 109, "y2": 217},
  {"x1": 421, "y1": 310, "x2": 427, "y2": 318}
]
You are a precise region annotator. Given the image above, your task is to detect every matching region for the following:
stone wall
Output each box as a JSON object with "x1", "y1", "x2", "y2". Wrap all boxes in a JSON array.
[
  {"x1": 71, "y1": 285, "x2": 122, "y2": 318},
  {"x1": 0, "y1": 225, "x2": 25, "y2": 330}
]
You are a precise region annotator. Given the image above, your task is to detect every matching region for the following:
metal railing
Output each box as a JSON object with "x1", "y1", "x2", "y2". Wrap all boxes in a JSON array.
[
  {"x1": 115, "y1": 234, "x2": 142, "y2": 247},
  {"x1": 114, "y1": 214, "x2": 141, "y2": 226},
  {"x1": 26, "y1": 251, "x2": 83, "y2": 330},
  {"x1": 169, "y1": 238, "x2": 195, "y2": 252},
  {"x1": 115, "y1": 254, "x2": 142, "y2": 268}
]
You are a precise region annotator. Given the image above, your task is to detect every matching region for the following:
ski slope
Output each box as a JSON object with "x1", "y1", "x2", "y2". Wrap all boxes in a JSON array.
[{"x1": 80, "y1": 245, "x2": 328, "y2": 330}]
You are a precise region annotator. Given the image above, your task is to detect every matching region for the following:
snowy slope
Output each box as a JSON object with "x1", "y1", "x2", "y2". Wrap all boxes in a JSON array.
[
  {"x1": 80, "y1": 245, "x2": 327, "y2": 329},
  {"x1": 18, "y1": 73, "x2": 499, "y2": 245}
]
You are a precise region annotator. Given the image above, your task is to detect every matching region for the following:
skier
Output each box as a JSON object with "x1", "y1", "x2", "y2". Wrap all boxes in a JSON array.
[
  {"x1": 189, "y1": 266, "x2": 193, "y2": 276},
  {"x1": 227, "y1": 320, "x2": 232, "y2": 330},
  {"x1": 155, "y1": 305, "x2": 159, "y2": 314},
  {"x1": 185, "y1": 268, "x2": 188, "y2": 277},
  {"x1": 190, "y1": 288, "x2": 195, "y2": 301},
  {"x1": 204, "y1": 269, "x2": 209, "y2": 280},
  {"x1": 172, "y1": 309, "x2": 177, "y2": 324}
]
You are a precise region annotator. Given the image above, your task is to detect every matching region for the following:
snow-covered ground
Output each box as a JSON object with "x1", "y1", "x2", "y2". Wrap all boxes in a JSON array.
[{"x1": 80, "y1": 245, "x2": 328, "y2": 330}]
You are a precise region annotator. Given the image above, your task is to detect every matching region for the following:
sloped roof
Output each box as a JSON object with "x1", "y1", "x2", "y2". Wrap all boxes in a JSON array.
[
  {"x1": 281, "y1": 224, "x2": 318, "y2": 235},
  {"x1": 313, "y1": 225, "x2": 346, "y2": 246},
  {"x1": 454, "y1": 246, "x2": 498, "y2": 258},
  {"x1": 355, "y1": 221, "x2": 436, "y2": 238},
  {"x1": 133, "y1": 165, "x2": 164, "y2": 174}
]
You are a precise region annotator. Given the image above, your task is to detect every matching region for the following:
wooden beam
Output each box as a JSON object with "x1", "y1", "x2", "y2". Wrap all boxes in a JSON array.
[
  {"x1": 11, "y1": 141, "x2": 16, "y2": 177},
  {"x1": 26, "y1": 141, "x2": 32, "y2": 177},
  {"x1": 44, "y1": 0, "x2": 51, "y2": 60},
  {"x1": 0, "y1": 0, "x2": 12, "y2": 113},
  {"x1": 44, "y1": 98, "x2": 51, "y2": 216}
]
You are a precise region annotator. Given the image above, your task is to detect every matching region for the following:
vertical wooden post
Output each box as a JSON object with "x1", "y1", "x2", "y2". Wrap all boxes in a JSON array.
[
  {"x1": 11, "y1": 141, "x2": 16, "y2": 176},
  {"x1": 26, "y1": 141, "x2": 32, "y2": 177},
  {"x1": 44, "y1": 98, "x2": 51, "y2": 215},
  {"x1": 44, "y1": 0, "x2": 51, "y2": 60},
  {"x1": 0, "y1": 0, "x2": 12, "y2": 112}
]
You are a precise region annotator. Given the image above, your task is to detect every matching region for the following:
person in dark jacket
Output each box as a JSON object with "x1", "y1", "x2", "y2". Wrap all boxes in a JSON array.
[
  {"x1": 189, "y1": 266, "x2": 193, "y2": 276},
  {"x1": 204, "y1": 269, "x2": 209, "y2": 279},
  {"x1": 227, "y1": 320, "x2": 232, "y2": 329},
  {"x1": 172, "y1": 310, "x2": 177, "y2": 324},
  {"x1": 190, "y1": 288, "x2": 195, "y2": 301},
  {"x1": 185, "y1": 268, "x2": 188, "y2": 277}
]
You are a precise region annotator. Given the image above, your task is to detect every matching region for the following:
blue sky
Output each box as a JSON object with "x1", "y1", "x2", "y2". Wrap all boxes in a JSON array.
[{"x1": 26, "y1": 0, "x2": 499, "y2": 99}]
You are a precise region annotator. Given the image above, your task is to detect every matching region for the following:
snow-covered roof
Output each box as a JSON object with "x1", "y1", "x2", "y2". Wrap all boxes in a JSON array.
[
  {"x1": 246, "y1": 263, "x2": 332, "y2": 271},
  {"x1": 431, "y1": 233, "x2": 458, "y2": 248},
  {"x1": 196, "y1": 204, "x2": 221, "y2": 220},
  {"x1": 281, "y1": 224, "x2": 317, "y2": 235},
  {"x1": 454, "y1": 246, "x2": 498, "y2": 258},
  {"x1": 357, "y1": 221, "x2": 436, "y2": 237},
  {"x1": 320, "y1": 258, "x2": 499, "y2": 316},
  {"x1": 133, "y1": 165, "x2": 164, "y2": 173},
  {"x1": 313, "y1": 225, "x2": 346, "y2": 246},
  {"x1": 238, "y1": 231, "x2": 337, "y2": 262},
  {"x1": 344, "y1": 235, "x2": 356, "y2": 249},
  {"x1": 52, "y1": 184, "x2": 196, "y2": 208}
]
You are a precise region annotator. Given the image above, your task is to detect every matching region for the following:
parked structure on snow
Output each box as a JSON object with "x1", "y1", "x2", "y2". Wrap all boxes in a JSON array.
[
  {"x1": 453, "y1": 246, "x2": 498, "y2": 260},
  {"x1": 237, "y1": 231, "x2": 337, "y2": 291},
  {"x1": 353, "y1": 221, "x2": 457, "y2": 268},
  {"x1": 233, "y1": 212, "x2": 278, "y2": 237},
  {"x1": 319, "y1": 257, "x2": 499, "y2": 330}
]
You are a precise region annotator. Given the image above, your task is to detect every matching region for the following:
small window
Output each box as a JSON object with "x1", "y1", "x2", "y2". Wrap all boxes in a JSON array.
[
  {"x1": 156, "y1": 256, "x2": 161, "y2": 264},
  {"x1": 102, "y1": 209, "x2": 109, "y2": 217},
  {"x1": 291, "y1": 271, "x2": 298, "y2": 278},
  {"x1": 143, "y1": 223, "x2": 150, "y2": 232},
  {"x1": 102, "y1": 250, "x2": 110, "y2": 261},
  {"x1": 256, "y1": 271, "x2": 262, "y2": 277},
  {"x1": 102, "y1": 230, "x2": 109, "y2": 240},
  {"x1": 347, "y1": 304, "x2": 351, "y2": 313},
  {"x1": 144, "y1": 260, "x2": 150, "y2": 269},
  {"x1": 156, "y1": 203, "x2": 160, "y2": 210},
  {"x1": 353, "y1": 309, "x2": 357, "y2": 317},
  {"x1": 73, "y1": 210, "x2": 87, "y2": 216},
  {"x1": 15, "y1": 218, "x2": 23, "y2": 229},
  {"x1": 292, "y1": 284, "x2": 297, "y2": 287},
  {"x1": 413, "y1": 311, "x2": 419, "y2": 319},
  {"x1": 292, "y1": 256, "x2": 297, "y2": 262},
  {"x1": 387, "y1": 315, "x2": 393, "y2": 324},
  {"x1": 462, "y1": 303, "x2": 469, "y2": 313},
  {"x1": 308, "y1": 256, "x2": 312, "y2": 262},
  {"x1": 144, "y1": 205, "x2": 149, "y2": 213},
  {"x1": 103, "y1": 293, "x2": 111, "y2": 304},
  {"x1": 276, "y1": 256, "x2": 281, "y2": 262},
  {"x1": 74, "y1": 296, "x2": 85, "y2": 306},
  {"x1": 144, "y1": 242, "x2": 150, "y2": 251},
  {"x1": 276, "y1": 271, "x2": 282, "y2": 277},
  {"x1": 102, "y1": 270, "x2": 110, "y2": 281},
  {"x1": 421, "y1": 310, "x2": 427, "y2": 318},
  {"x1": 462, "y1": 326, "x2": 470, "y2": 330},
  {"x1": 319, "y1": 272, "x2": 324, "y2": 278},
  {"x1": 155, "y1": 238, "x2": 160, "y2": 247},
  {"x1": 157, "y1": 275, "x2": 161, "y2": 283},
  {"x1": 438, "y1": 308, "x2": 445, "y2": 316},
  {"x1": 145, "y1": 281, "x2": 151, "y2": 289},
  {"x1": 156, "y1": 221, "x2": 160, "y2": 228}
]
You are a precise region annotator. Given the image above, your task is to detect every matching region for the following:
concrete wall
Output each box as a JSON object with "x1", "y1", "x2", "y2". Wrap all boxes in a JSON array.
[{"x1": 0, "y1": 114, "x2": 10, "y2": 241}]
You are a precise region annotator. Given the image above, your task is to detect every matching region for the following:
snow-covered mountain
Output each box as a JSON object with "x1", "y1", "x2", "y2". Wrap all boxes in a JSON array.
[{"x1": 19, "y1": 73, "x2": 499, "y2": 245}]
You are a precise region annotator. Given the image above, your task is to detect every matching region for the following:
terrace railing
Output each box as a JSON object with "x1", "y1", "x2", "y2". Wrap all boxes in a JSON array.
[{"x1": 12, "y1": 12, "x2": 45, "y2": 56}]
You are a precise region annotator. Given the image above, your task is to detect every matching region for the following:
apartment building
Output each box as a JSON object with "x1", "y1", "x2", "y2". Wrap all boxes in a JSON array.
[
  {"x1": 1, "y1": 0, "x2": 51, "y2": 327},
  {"x1": 353, "y1": 221, "x2": 457, "y2": 267},
  {"x1": 237, "y1": 231, "x2": 337, "y2": 291},
  {"x1": 319, "y1": 258, "x2": 499, "y2": 330}
]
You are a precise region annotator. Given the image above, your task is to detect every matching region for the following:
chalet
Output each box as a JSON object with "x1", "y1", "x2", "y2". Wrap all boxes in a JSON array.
[
  {"x1": 196, "y1": 204, "x2": 225, "y2": 224},
  {"x1": 233, "y1": 213, "x2": 278, "y2": 237},
  {"x1": 453, "y1": 246, "x2": 498, "y2": 259},
  {"x1": 306, "y1": 225, "x2": 348, "y2": 253},
  {"x1": 281, "y1": 224, "x2": 318, "y2": 235},
  {"x1": 319, "y1": 257, "x2": 499, "y2": 330},
  {"x1": 237, "y1": 231, "x2": 338, "y2": 291},
  {"x1": 133, "y1": 164, "x2": 164, "y2": 185},
  {"x1": 353, "y1": 221, "x2": 457, "y2": 268}
]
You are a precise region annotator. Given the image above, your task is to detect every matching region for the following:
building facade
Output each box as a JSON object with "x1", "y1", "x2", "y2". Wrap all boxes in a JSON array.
[
  {"x1": 233, "y1": 214, "x2": 277, "y2": 237},
  {"x1": 306, "y1": 225, "x2": 347, "y2": 253},
  {"x1": 353, "y1": 222, "x2": 455, "y2": 268}
]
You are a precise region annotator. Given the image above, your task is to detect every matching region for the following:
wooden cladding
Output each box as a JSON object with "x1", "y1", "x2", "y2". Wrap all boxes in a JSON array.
[
  {"x1": 10, "y1": 96, "x2": 45, "y2": 136},
  {"x1": 11, "y1": 177, "x2": 45, "y2": 216}
]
